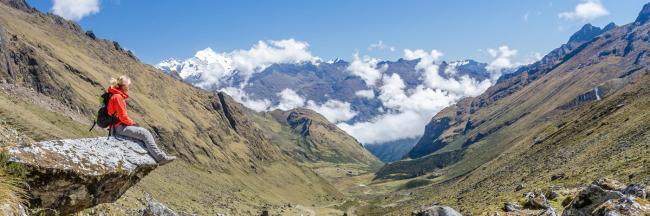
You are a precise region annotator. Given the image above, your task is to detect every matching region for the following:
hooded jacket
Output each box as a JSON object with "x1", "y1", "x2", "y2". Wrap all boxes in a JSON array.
[{"x1": 107, "y1": 86, "x2": 136, "y2": 126}]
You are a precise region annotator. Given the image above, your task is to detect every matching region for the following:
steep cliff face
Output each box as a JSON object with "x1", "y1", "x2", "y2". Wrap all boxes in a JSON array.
[
  {"x1": 368, "y1": 4, "x2": 650, "y2": 215},
  {"x1": 0, "y1": 1, "x2": 343, "y2": 214}
]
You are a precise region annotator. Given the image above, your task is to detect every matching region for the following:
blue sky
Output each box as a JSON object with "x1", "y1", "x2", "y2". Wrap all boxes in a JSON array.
[{"x1": 27, "y1": 0, "x2": 648, "y2": 64}]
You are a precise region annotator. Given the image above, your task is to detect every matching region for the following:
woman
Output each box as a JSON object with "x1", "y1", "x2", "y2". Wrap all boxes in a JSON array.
[{"x1": 107, "y1": 75, "x2": 176, "y2": 165}]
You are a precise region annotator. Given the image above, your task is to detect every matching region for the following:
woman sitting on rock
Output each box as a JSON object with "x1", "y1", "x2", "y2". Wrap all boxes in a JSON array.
[{"x1": 107, "y1": 75, "x2": 176, "y2": 165}]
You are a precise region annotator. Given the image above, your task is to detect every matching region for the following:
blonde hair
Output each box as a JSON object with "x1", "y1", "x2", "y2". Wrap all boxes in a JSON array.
[{"x1": 110, "y1": 75, "x2": 131, "y2": 87}]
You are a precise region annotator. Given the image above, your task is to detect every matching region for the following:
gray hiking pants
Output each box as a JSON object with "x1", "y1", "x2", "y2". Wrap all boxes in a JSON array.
[{"x1": 114, "y1": 125, "x2": 167, "y2": 162}]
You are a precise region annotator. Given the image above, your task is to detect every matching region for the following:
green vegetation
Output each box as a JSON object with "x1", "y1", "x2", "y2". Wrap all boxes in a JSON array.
[{"x1": 0, "y1": 151, "x2": 26, "y2": 214}]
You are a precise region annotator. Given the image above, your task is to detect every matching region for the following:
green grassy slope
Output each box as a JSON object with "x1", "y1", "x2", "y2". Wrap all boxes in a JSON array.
[
  {"x1": 365, "y1": 6, "x2": 650, "y2": 215},
  {"x1": 0, "y1": 1, "x2": 345, "y2": 214}
]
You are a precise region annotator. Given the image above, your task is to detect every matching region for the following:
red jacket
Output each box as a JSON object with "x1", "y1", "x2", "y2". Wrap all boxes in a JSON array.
[{"x1": 107, "y1": 86, "x2": 136, "y2": 126}]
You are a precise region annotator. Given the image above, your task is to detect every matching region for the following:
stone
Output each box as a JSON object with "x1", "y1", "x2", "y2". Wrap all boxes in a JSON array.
[
  {"x1": 550, "y1": 173, "x2": 565, "y2": 181},
  {"x1": 545, "y1": 190, "x2": 560, "y2": 200},
  {"x1": 622, "y1": 184, "x2": 648, "y2": 199},
  {"x1": 9, "y1": 137, "x2": 158, "y2": 215},
  {"x1": 591, "y1": 196, "x2": 650, "y2": 216},
  {"x1": 515, "y1": 184, "x2": 526, "y2": 191},
  {"x1": 142, "y1": 194, "x2": 196, "y2": 216},
  {"x1": 411, "y1": 205, "x2": 462, "y2": 216},
  {"x1": 524, "y1": 192, "x2": 550, "y2": 209},
  {"x1": 562, "y1": 185, "x2": 625, "y2": 216},
  {"x1": 503, "y1": 202, "x2": 522, "y2": 212},
  {"x1": 593, "y1": 178, "x2": 626, "y2": 191},
  {"x1": 84, "y1": 31, "x2": 96, "y2": 40},
  {"x1": 0, "y1": 203, "x2": 27, "y2": 216},
  {"x1": 537, "y1": 207, "x2": 557, "y2": 216}
]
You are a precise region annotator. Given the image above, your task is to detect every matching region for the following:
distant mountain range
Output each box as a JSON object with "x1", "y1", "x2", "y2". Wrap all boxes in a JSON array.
[{"x1": 158, "y1": 53, "x2": 499, "y2": 162}]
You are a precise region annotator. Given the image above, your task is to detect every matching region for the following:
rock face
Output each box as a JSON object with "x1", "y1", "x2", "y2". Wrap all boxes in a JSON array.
[
  {"x1": 9, "y1": 137, "x2": 158, "y2": 215},
  {"x1": 411, "y1": 205, "x2": 462, "y2": 216},
  {"x1": 141, "y1": 194, "x2": 197, "y2": 216},
  {"x1": 562, "y1": 179, "x2": 650, "y2": 216}
]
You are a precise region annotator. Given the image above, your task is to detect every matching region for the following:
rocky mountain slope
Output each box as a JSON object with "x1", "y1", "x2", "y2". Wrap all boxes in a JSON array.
[
  {"x1": 0, "y1": 0, "x2": 364, "y2": 214},
  {"x1": 262, "y1": 108, "x2": 382, "y2": 168},
  {"x1": 361, "y1": 3, "x2": 650, "y2": 215}
]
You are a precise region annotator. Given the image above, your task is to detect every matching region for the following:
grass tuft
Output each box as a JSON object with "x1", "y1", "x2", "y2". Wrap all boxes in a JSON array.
[{"x1": 0, "y1": 152, "x2": 26, "y2": 214}]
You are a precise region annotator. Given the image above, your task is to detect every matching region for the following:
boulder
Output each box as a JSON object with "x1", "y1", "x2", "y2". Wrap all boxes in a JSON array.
[
  {"x1": 536, "y1": 207, "x2": 557, "y2": 216},
  {"x1": 503, "y1": 202, "x2": 522, "y2": 212},
  {"x1": 622, "y1": 184, "x2": 648, "y2": 199},
  {"x1": 411, "y1": 205, "x2": 462, "y2": 216},
  {"x1": 524, "y1": 192, "x2": 550, "y2": 209},
  {"x1": 561, "y1": 184, "x2": 638, "y2": 216},
  {"x1": 141, "y1": 194, "x2": 196, "y2": 216},
  {"x1": 9, "y1": 137, "x2": 158, "y2": 215},
  {"x1": 593, "y1": 178, "x2": 626, "y2": 191},
  {"x1": 592, "y1": 196, "x2": 650, "y2": 216}
]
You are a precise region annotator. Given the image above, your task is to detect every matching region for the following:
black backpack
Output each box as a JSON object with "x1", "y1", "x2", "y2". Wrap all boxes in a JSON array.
[{"x1": 89, "y1": 92, "x2": 119, "y2": 136}]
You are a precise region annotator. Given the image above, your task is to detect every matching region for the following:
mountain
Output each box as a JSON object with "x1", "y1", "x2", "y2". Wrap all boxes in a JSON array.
[
  {"x1": 0, "y1": 1, "x2": 370, "y2": 214},
  {"x1": 364, "y1": 4, "x2": 650, "y2": 215},
  {"x1": 364, "y1": 138, "x2": 418, "y2": 162},
  {"x1": 158, "y1": 50, "x2": 494, "y2": 162},
  {"x1": 263, "y1": 108, "x2": 383, "y2": 168}
]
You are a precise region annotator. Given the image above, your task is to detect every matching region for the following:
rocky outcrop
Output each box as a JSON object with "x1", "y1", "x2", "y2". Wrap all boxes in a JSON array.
[
  {"x1": 562, "y1": 178, "x2": 650, "y2": 216},
  {"x1": 9, "y1": 137, "x2": 158, "y2": 215},
  {"x1": 411, "y1": 205, "x2": 462, "y2": 216},
  {"x1": 140, "y1": 194, "x2": 197, "y2": 216}
]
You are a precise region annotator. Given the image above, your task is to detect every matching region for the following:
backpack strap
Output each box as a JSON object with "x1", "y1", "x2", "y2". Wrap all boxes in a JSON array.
[{"x1": 89, "y1": 121, "x2": 97, "y2": 132}]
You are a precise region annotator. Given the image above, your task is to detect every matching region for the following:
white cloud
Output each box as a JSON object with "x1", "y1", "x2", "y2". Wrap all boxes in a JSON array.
[
  {"x1": 355, "y1": 89, "x2": 375, "y2": 99},
  {"x1": 276, "y1": 88, "x2": 306, "y2": 111},
  {"x1": 368, "y1": 40, "x2": 395, "y2": 52},
  {"x1": 336, "y1": 50, "x2": 496, "y2": 144},
  {"x1": 338, "y1": 74, "x2": 462, "y2": 144},
  {"x1": 307, "y1": 100, "x2": 357, "y2": 123},
  {"x1": 486, "y1": 46, "x2": 519, "y2": 78},
  {"x1": 274, "y1": 88, "x2": 358, "y2": 123},
  {"x1": 403, "y1": 49, "x2": 490, "y2": 96},
  {"x1": 219, "y1": 87, "x2": 271, "y2": 112},
  {"x1": 156, "y1": 39, "x2": 319, "y2": 90},
  {"x1": 161, "y1": 42, "x2": 498, "y2": 145},
  {"x1": 346, "y1": 53, "x2": 388, "y2": 86},
  {"x1": 559, "y1": 0, "x2": 609, "y2": 21},
  {"x1": 51, "y1": 0, "x2": 100, "y2": 21}
]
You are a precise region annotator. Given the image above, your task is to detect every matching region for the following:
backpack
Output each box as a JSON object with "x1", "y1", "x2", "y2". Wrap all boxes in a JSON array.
[{"x1": 89, "y1": 92, "x2": 119, "y2": 135}]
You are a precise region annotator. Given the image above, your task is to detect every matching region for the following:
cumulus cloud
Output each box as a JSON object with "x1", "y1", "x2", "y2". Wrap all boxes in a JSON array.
[
  {"x1": 336, "y1": 50, "x2": 496, "y2": 144},
  {"x1": 276, "y1": 88, "x2": 306, "y2": 111},
  {"x1": 559, "y1": 0, "x2": 609, "y2": 21},
  {"x1": 338, "y1": 74, "x2": 462, "y2": 144},
  {"x1": 51, "y1": 0, "x2": 100, "y2": 21},
  {"x1": 274, "y1": 88, "x2": 357, "y2": 123},
  {"x1": 346, "y1": 53, "x2": 388, "y2": 86},
  {"x1": 307, "y1": 100, "x2": 358, "y2": 123},
  {"x1": 404, "y1": 49, "x2": 490, "y2": 96},
  {"x1": 486, "y1": 46, "x2": 519, "y2": 78},
  {"x1": 368, "y1": 40, "x2": 395, "y2": 52},
  {"x1": 162, "y1": 41, "x2": 499, "y2": 145},
  {"x1": 157, "y1": 39, "x2": 319, "y2": 90},
  {"x1": 355, "y1": 89, "x2": 375, "y2": 99},
  {"x1": 220, "y1": 87, "x2": 271, "y2": 112}
]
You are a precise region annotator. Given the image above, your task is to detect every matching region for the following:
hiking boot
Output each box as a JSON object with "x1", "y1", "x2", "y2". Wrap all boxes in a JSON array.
[{"x1": 157, "y1": 155, "x2": 177, "y2": 166}]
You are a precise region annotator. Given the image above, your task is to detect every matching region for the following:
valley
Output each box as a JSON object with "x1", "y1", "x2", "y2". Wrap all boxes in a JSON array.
[{"x1": 0, "y1": 0, "x2": 649, "y2": 215}]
